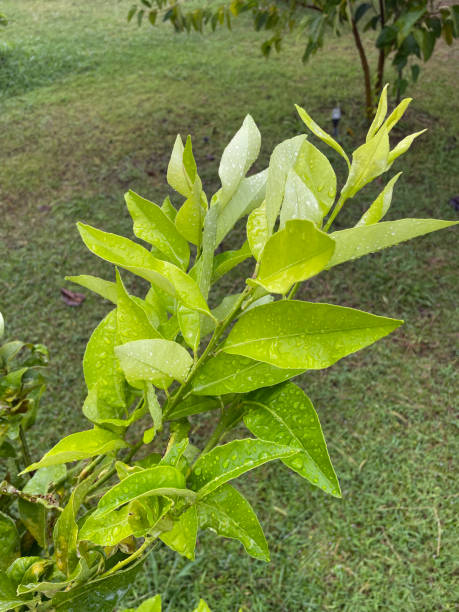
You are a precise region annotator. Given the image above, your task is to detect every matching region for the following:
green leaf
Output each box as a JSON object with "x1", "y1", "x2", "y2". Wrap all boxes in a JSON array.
[
  {"x1": 167, "y1": 135, "x2": 191, "y2": 197},
  {"x1": 82, "y1": 386, "x2": 145, "y2": 431},
  {"x1": 253, "y1": 220, "x2": 335, "y2": 294},
  {"x1": 367, "y1": 83, "x2": 388, "y2": 141},
  {"x1": 22, "y1": 428, "x2": 127, "y2": 473},
  {"x1": 193, "y1": 601, "x2": 211, "y2": 612},
  {"x1": 279, "y1": 169, "x2": 323, "y2": 228},
  {"x1": 328, "y1": 219, "x2": 458, "y2": 268},
  {"x1": 0, "y1": 572, "x2": 27, "y2": 612},
  {"x1": 93, "y1": 465, "x2": 191, "y2": 517},
  {"x1": 247, "y1": 200, "x2": 269, "y2": 260},
  {"x1": 167, "y1": 395, "x2": 220, "y2": 420},
  {"x1": 244, "y1": 383, "x2": 340, "y2": 497},
  {"x1": 197, "y1": 484, "x2": 269, "y2": 561},
  {"x1": 212, "y1": 241, "x2": 252, "y2": 284},
  {"x1": 218, "y1": 114, "x2": 261, "y2": 207},
  {"x1": 0, "y1": 512, "x2": 20, "y2": 570},
  {"x1": 341, "y1": 125, "x2": 390, "y2": 200},
  {"x1": 175, "y1": 183, "x2": 206, "y2": 247},
  {"x1": 65, "y1": 275, "x2": 118, "y2": 304},
  {"x1": 23, "y1": 464, "x2": 67, "y2": 494},
  {"x1": 265, "y1": 135, "x2": 306, "y2": 236},
  {"x1": 355, "y1": 173, "x2": 401, "y2": 226},
  {"x1": 189, "y1": 439, "x2": 297, "y2": 498},
  {"x1": 0, "y1": 312, "x2": 3, "y2": 338},
  {"x1": 191, "y1": 353, "x2": 303, "y2": 395},
  {"x1": 215, "y1": 169, "x2": 267, "y2": 245},
  {"x1": 135, "y1": 594, "x2": 162, "y2": 612},
  {"x1": 160, "y1": 506, "x2": 198, "y2": 560},
  {"x1": 51, "y1": 556, "x2": 145, "y2": 611},
  {"x1": 388, "y1": 130, "x2": 426, "y2": 165},
  {"x1": 295, "y1": 104, "x2": 350, "y2": 168},
  {"x1": 77, "y1": 223, "x2": 210, "y2": 316},
  {"x1": 18, "y1": 498, "x2": 47, "y2": 548},
  {"x1": 145, "y1": 382, "x2": 162, "y2": 432},
  {"x1": 177, "y1": 304, "x2": 201, "y2": 352},
  {"x1": 292, "y1": 139, "x2": 337, "y2": 217},
  {"x1": 54, "y1": 475, "x2": 96, "y2": 576},
  {"x1": 125, "y1": 190, "x2": 190, "y2": 269},
  {"x1": 83, "y1": 309, "x2": 126, "y2": 410},
  {"x1": 116, "y1": 271, "x2": 162, "y2": 345},
  {"x1": 223, "y1": 300, "x2": 403, "y2": 369},
  {"x1": 115, "y1": 339, "x2": 193, "y2": 389},
  {"x1": 384, "y1": 98, "x2": 412, "y2": 133}
]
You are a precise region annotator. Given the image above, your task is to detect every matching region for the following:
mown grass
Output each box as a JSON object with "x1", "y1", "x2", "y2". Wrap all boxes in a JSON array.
[{"x1": 0, "y1": 1, "x2": 458, "y2": 610}]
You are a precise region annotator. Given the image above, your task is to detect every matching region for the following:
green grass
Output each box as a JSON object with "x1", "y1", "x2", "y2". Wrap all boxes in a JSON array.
[{"x1": 0, "y1": 1, "x2": 458, "y2": 610}]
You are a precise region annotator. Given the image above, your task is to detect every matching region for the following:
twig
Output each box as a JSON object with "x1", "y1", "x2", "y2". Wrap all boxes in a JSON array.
[{"x1": 432, "y1": 506, "x2": 442, "y2": 557}]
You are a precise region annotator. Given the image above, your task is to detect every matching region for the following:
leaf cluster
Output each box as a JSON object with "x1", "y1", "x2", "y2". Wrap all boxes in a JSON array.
[{"x1": 0, "y1": 89, "x2": 456, "y2": 610}]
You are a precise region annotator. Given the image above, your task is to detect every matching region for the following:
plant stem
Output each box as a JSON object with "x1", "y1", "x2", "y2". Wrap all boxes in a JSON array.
[
  {"x1": 87, "y1": 440, "x2": 143, "y2": 496},
  {"x1": 18, "y1": 425, "x2": 32, "y2": 471},
  {"x1": 323, "y1": 194, "x2": 346, "y2": 232},
  {"x1": 101, "y1": 537, "x2": 155, "y2": 577},
  {"x1": 164, "y1": 286, "x2": 251, "y2": 417},
  {"x1": 375, "y1": 0, "x2": 386, "y2": 96},
  {"x1": 350, "y1": 15, "x2": 373, "y2": 120}
]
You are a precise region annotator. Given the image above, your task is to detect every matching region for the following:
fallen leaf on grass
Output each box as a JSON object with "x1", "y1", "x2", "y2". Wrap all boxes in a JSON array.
[{"x1": 60, "y1": 288, "x2": 85, "y2": 306}]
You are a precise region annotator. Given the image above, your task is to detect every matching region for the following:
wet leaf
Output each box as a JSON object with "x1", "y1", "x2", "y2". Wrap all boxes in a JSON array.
[
  {"x1": 66, "y1": 274, "x2": 117, "y2": 304},
  {"x1": 247, "y1": 201, "x2": 269, "y2": 260},
  {"x1": 93, "y1": 465, "x2": 191, "y2": 517},
  {"x1": 328, "y1": 218, "x2": 458, "y2": 267},
  {"x1": 125, "y1": 190, "x2": 190, "y2": 269},
  {"x1": 197, "y1": 484, "x2": 269, "y2": 561},
  {"x1": 388, "y1": 129, "x2": 426, "y2": 166},
  {"x1": 253, "y1": 220, "x2": 335, "y2": 294},
  {"x1": 218, "y1": 114, "x2": 261, "y2": 207},
  {"x1": 212, "y1": 241, "x2": 252, "y2": 284},
  {"x1": 244, "y1": 383, "x2": 340, "y2": 497},
  {"x1": 160, "y1": 505, "x2": 198, "y2": 560},
  {"x1": 22, "y1": 428, "x2": 127, "y2": 473},
  {"x1": 279, "y1": 168, "x2": 323, "y2": 228},
  {"x1": 191, "y1": 353, "x2": 303, "y2": 395},
  {"x1": 367, "y1": 83, "x2": 388, "y2": 141},
  {"x1": 167, "y1": 395, "x2": 220, "y2": 420},
  {"x1": 295, "y1": 104, "x2": 350, "y2": 168},
  {"x1": 0, "y1": 572, "x2": 28, "y2": 612},
  {"x1": 116, "y1": 270, "x2": 162, "y2": 344},
  {"x1": 223, "y1": 300, "x2": 402, "y2": 369},
  {"x1": 189, "y1": 439, "x2": 297, "y2": 498},
  {"x1": 115, "y1": 339, "x2": 193, "y2": 388},
  {"x1": 355, "y1": 173, "x2": 401, "y2": 226},
  {"x1": 83, "y1": 309, "x2": 126, "y2": 411}
]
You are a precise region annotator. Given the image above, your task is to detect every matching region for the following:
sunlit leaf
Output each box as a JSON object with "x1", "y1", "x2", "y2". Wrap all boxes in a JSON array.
[
  {"x1": 65, "y1": 274, "x2": 117, "y2": 304},
  {"x1": 223, "y1": 300, "x2": 402, "y2": 369},
  {"x1": 244, "y1": 383, "x2": 340, "y2": 497},
  {"x1": 247, "y1": 200, "x2": 269, "y2": 260},
  {"x1": 367, "y1": 83, "x2": 388, "y2": 141}
]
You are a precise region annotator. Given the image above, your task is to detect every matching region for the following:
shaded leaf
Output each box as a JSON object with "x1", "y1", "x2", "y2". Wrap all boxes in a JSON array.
[
  {"x1": 0, "y1": 512, "x2": 20, "y2": 570},
  {"x1": 160, "y1": 506, "x2": 198, "y2": 560},
  {"x1": 197, "y1": 484, "x2": 269, "y2": 560}
]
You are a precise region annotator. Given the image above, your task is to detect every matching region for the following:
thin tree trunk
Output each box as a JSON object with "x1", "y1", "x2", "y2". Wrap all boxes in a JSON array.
[
  {"x1": 375, "y1": 0, "x2": 386, "y2": 95},
  {"x1": 351, "y1": 18, "x2": 373, "y2": 120}
]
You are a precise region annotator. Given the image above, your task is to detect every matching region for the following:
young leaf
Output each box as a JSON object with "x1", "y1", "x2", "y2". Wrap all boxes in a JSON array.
[
  {"x1": 384, "y1": 98, "x2": 412, "y2": 133},
  {"x1": 253, "y1": 219, "x2": 335, "y2": 294},
  {"x1": 167, "y1": 135, "x2": 191, "y2": 197},
  {"x1": 295, "y1": 104, "x2": 350, "y2": 168},
  {"x1": 93, "y1": 465, "x2": 192, "y2": 517},
  {"x1": 265, "y1": 135, "x2": 306, "y2": 235},
  {"x1": 191, "y1": 352, "x2": 303, "y2": 395},
  {"x1": 188, "y1": 439, "x2": 297, "y2": 499},
  {"x1": 83, "y1": 309, "x2": 126, "y2": 410},
  {"x1": 212, "y1": 241, "x2": 252, "y2": 284},
  {"x1": 77, "y1": 223, "x2": 211, "y2": 315},
  {"x1": 197, "y1": 484, "x2": 269, "y2": 561},
  {"x1": 160, "y1": 506, "x2": 198, "y2": 560},
  {"x1": 341, "y1": 125, "x2": 390, "y2": 200},
  {"x1": 193, "y1": 601, "x2": 211, "y2": 612},
  {"x1": 355, "y1": 173, "x2": 402, "y2": 226},
  {"x1": 293, "y1": 139, "x2": 337, "y2": 216},
  {"x1": 328, "y1": 218, "x2": 458, "y2": 268},
  {"x1": 247, "y1": 200, "x2": 269, "y2": 260},
  {"x1": 279, "y1": 169, "x2": 323, "y2": 228},
  {"x1": 116, "y1": 270, "x2": 162, "y2": 344},
  {"x1": 21, "y1": 428, "x2": 127, "y2": 473},
  {"x1": 244, "y1": 383, "x2": 340, "y2": 497},
  {"x1": 387, "y1": 129, "x2": 426, "y2": 166},
  {"x1": 125, "y1": 190, "x2": 190, "y2": 269},
  {"x1": 215, "y1": 169, "x2": 267, "y2": 245},
  {"x1": 115, "y1": 338, "x2": 193, "y2": 388},
  {"x1": 65, "y1": 274, "x2": 117, "y2": 304},
  {"x1": 175, "y1": 182, "x2": 207, "y2": 247},
  {"x1": 218, "y1": 114, "x2": 261, "y2": 207},
  {"x1": 222, "y1": 300, "x2": 403, "y2": 370},
  {"x1": 367, "y1": 83, "x2": 389, "y2": 141}
]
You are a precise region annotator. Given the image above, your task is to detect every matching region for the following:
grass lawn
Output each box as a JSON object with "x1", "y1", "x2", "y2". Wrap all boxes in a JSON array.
[{"x1": 0, "y1": 1, "x2": 458, "y2": 610}]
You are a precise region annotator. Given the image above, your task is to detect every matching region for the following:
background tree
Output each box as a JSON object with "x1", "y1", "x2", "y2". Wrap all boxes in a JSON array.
[{"x1": 128, "y1": 0, "x2": 459, "y2": 118}]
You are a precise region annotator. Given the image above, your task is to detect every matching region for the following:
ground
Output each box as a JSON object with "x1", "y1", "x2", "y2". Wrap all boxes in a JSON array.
[{"x1": 0, "y1": 1, "x2": 458, "y2": 610}]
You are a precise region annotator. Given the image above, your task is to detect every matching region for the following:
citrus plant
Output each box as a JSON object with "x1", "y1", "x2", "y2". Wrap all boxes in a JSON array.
[{"x1": 0, "y1": 87, "x2": 456, "y2": 610}]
